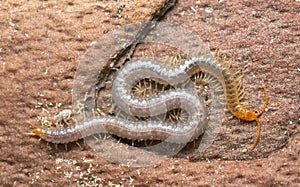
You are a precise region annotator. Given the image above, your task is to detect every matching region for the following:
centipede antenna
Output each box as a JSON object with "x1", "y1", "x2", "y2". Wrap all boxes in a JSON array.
[
  {"x1": 251, "y1": 119, "x2": 261, "y2": 150},
  {"x1": 256, "y1": 85, "x2": 269, "y2": 117},
  {"x1": 24, "y1": 121, "x2": 38, "y2": 136},
  {"x1": 23, "y1": 132, "x2": 36, "y2": 136}
]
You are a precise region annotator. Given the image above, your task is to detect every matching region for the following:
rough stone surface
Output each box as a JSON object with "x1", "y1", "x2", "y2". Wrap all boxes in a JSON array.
[{"x1": 0, "y1": 0, "x2": 299, "y2": 186}]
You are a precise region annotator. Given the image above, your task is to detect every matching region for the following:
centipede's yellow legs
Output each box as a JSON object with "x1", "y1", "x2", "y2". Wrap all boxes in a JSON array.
[{"x1": 250, "y1": 85, "x2": 269, "y2": 150}]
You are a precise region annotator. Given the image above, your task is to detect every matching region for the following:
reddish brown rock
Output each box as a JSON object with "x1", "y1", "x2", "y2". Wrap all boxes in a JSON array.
[{"x1": 0, "y1": 0, "x2": 299, "y2": 186}]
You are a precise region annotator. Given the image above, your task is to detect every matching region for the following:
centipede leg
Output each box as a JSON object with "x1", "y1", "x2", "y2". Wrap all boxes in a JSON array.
[
  {"x1": 149, "y1": 140, "x2": 153, "y2": 146},
  {"x1": 93, "y1": 135, "x2": 99, "y2": 141},
  {"x1": 76, "y1": 142, "x2": 82, "y2": 149}
]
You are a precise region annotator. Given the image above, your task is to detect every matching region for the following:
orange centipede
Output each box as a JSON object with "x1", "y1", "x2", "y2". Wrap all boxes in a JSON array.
[{"x1": 190, "y1": 56, "x2": 269, "y2": 150}]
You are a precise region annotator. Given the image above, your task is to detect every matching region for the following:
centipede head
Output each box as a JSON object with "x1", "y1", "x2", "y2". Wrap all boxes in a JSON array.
[
  {"x1": 23, "y1": 127, "x2": 43, "y2": 138},
  {"x1": 33, "y1": 127, "x2": 43, "y2": 137},
  {"x1": 243, "y1": 109, "x2": 258, "y2": 122},
  {"x1": 234, "y1": 108, "x2": 262, "y2": 150},
  {"x1": 238, "y1": 85, "x2": 268, "y2": 121}
]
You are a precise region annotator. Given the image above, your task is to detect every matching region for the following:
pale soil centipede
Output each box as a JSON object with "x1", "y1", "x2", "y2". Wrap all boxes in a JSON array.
[{"x1": 26, "y1": 56, "x2": 268, "y2": 150}]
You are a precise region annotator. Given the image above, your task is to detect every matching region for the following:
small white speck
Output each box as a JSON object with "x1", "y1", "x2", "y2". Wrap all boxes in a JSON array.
[
  {"x1": 56, "y1": 158, "x2": 63, "y2": 164},
  {"x1": 9, "y1": 22, "x2": 15, "y2": 27},
  {"x1": 190, "y1": 6, "x2": 196, "y2": 13},
  {"x1": 90, "y1": 41, "x2": 97, "y2": 46},
  {"x1": 83, "y1": 159, "x2": 93, "y2": 163},
  {"x1": 41, "y1": 107, "x2": 49, "y2": 114},
  {"x1": 205, "y1": 7, "x2": 213, "y2": 13},
  {"x1": 64, "y1": 171, "x2": 73, "y2": 179},
  {"x1": 129, "y1": 176, "x2": 134, "y2": 184},
  {"x1": 79, "y1": 172, "x2": 83, "y2": 179},
  {"x1": 56, "y1": 109, "x2": 72, "y2": 123},
  {"x1": 56, "y1": 103, "x2": 62, "y2": 108},
  {"x1": 110, "y1": 62, "x2": 114, "y2": 67}
]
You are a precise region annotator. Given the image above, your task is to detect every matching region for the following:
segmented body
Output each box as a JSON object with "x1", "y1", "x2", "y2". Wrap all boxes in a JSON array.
[{"x1": 31, "y1": 57, "x2": 268, "y2": 149}]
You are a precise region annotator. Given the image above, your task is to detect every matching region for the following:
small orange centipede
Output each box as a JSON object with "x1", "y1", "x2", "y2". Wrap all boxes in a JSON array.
[{"x1": 195, "y1": 55, "x2": 269, "y2": 150}]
